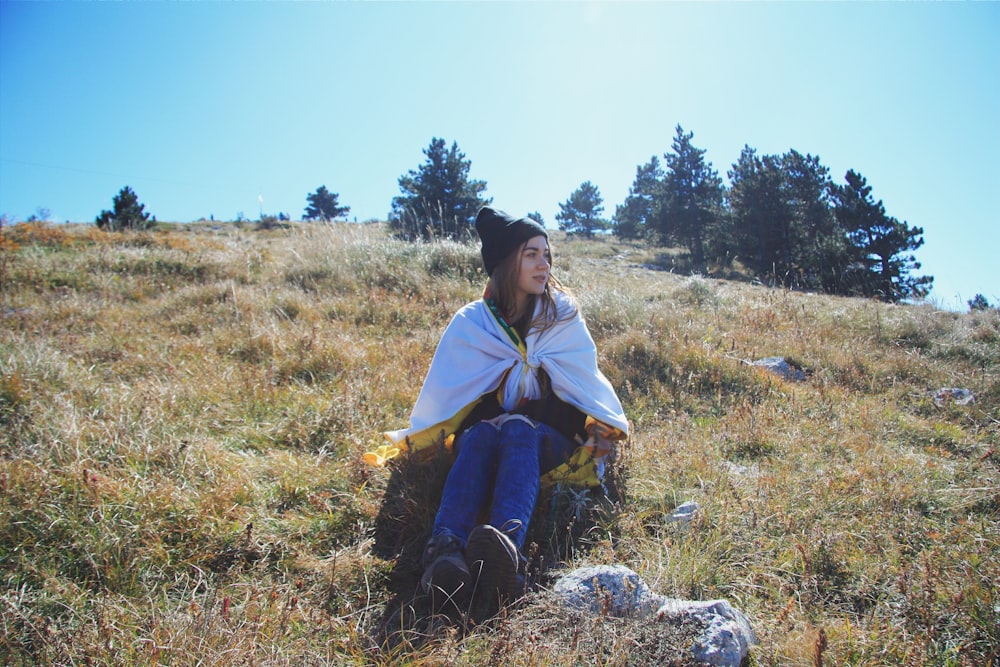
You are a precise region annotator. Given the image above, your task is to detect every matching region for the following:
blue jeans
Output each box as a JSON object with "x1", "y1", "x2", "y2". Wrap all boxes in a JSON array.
[{"x1": 431, "y1": 417, "x2": 576, "y2": 551}]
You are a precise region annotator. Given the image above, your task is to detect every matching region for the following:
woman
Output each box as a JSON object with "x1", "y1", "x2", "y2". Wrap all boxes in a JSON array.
[{"x1": 371, "y1": 206, "x2": 629, "y2": 615}]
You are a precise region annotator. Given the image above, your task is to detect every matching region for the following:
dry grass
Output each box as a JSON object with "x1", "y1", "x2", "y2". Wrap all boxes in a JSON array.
[{"x1": 1, "y1": 221, "x2": 997, "y2": 666}]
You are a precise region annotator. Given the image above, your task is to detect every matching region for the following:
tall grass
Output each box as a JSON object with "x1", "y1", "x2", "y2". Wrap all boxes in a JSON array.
[{"x1": 1, "y1": 221, "x2": 997, "y2": 665}]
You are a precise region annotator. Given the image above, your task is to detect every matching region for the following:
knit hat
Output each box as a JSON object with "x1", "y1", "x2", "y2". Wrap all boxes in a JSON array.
[{"x1": 475, "y1": 207, "x2": 547, "y2": 276}]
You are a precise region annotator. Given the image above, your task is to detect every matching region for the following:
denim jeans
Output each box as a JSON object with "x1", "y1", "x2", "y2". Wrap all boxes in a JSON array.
[{"x1": 431, "y1": 417, "x2": 576, "y2": 551}]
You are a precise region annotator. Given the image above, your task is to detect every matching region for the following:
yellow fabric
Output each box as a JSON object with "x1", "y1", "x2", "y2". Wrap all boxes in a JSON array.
[
  {"x1": 585, "y1": 417, "x2": 625, "y2": 440},
  {"x1": 362, "y1": 400, "x2": 476, "y2": 467},
  {"x1": 361, "y1": 443, "x2": 402, "y2": 467},
  {"x1": 540, "y1": 446, "x2": 602, "y2": 489},
  {"x1": 364, "y1": 410, "x2": 616, "y2": 490}
]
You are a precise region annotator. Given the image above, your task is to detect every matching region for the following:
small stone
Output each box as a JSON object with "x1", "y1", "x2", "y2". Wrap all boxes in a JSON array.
[
  {"x1": 750, "y1": 357, "x2": 806, "y2": 382},
  {"x1": 666, "y1": 501, "x2": 700, "y2": 525},
  {"x1": 932, "y1": 388, "x2": 975, "y2": 407}
]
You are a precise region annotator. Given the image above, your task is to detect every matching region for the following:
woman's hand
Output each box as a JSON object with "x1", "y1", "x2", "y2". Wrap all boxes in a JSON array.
[{"x1": 584, "y1": 421, "x2": 616, "y2": 457}]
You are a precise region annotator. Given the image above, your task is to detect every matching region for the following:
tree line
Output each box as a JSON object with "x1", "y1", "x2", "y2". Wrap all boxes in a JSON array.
[
  {"x1": 87, "y1": 126, "x2": 932, "y2": 304},
  {"x1": 385, "y1": 129, "x2": 932, "y2": 304},
  {"x1": 613, "y1": 126, "x2": 931, "y2": 302}
]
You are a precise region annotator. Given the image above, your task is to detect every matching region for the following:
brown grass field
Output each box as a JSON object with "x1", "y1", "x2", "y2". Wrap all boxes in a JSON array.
[{"x1": 1, "y1": 220, "x2": 997, "y2": 665}]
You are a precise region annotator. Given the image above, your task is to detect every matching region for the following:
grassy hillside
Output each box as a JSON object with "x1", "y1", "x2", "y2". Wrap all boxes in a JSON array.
[{"x1": 1, "y1": 221, "x2": 997, "y2": 666}]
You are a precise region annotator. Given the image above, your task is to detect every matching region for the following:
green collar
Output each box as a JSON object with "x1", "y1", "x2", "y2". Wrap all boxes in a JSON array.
[{"x1": 484, "y1": 297, "x2": 525, "y2": 351}]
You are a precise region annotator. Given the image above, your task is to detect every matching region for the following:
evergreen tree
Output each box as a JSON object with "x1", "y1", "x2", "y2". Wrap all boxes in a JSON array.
[
  {"x1": 95, "y1": 186, "x2": 154, "y2": 231},
  {"x1": 968, "y1": 294, "x2": 992, "y2": 311},
  {"x1": 303, "y1": 186, "x2": 350, "y2": 221},
  {"x1": 613, "y1": 156, "x2": 664, "y2": 240},
  {"x1": 556, "y1": 181, "x2": 607, "y2": 237},
  {"x1": 526, "y1": 211, "x2": 545, "y2": 225},
  {"x1": 832, "y1": 170, "x2": 933, "y2": 302},
  {"x1": 727, "y1": 148, "x2": 845, "y2": 290},
  {"x1": 780, "y1": 150, "x2": 844, "y2": 291},
  {"x1": 657, "y1": 125, "x2": 724, "y2": 265},
  {"x1": 390, "y1": 138, "x2": 490, "y2": 241},
  {"x1": 727, "y1": 146, "x2": 788, "y2": 280}
]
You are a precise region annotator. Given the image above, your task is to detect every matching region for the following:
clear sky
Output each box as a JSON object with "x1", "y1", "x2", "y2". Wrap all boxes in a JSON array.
[{"x1": 1, "y1": 1, "x2": 997, "y2": 310}]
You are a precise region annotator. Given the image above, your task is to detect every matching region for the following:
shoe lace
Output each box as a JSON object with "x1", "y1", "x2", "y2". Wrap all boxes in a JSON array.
[
  {"x1": 494, "y1": 520, "x2": 527, "y2": 570},
  {"x1": 422, "y1": 530, "x2": 463, "y2": 567},
  {"x1": 497, "y1": 518, "x2": 522, "y2": 537}
]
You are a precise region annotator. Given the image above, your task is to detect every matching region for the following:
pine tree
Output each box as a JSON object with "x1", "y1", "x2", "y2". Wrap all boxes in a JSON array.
[
  {"x1": 95, "y1": 186, "x2": 154, "y2": 231},
  {"x1": 613, "y1": 157, "x2": 663, "y2": 240},
  {"x1": 556, "y1": 181, "x2": 607, "y2": 237},
  {"x1": 832, "y1": 170, "x2": 933, "y2": 302},
  {"x1": 657, "y1": 125, "x2": 724, "y2": 265},
  {"x1": 727, "y1": 146, "x2": 788, "y2": 280},
  {"x1": 304, "y1": 186, "x2": 350, "y2": 221},
  {"x1": 727, "y1": 148, "x2": 845, "y2": 291},
  {"x1": 390, "y1": 138, "x2": 490, "y2": 241},
  {"x1": 968, "y1": 294, "x2": 992, "y2": 311},
  {"x1": 780, "y1": 150, "x2": 844, "y2": 291}
]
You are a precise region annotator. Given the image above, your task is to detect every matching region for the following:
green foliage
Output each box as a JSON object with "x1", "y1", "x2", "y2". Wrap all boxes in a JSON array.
[
  {"x1": 26, "y1": 207, "x2": 51, "y2": 223},
  {"x1": 832, "y1": 170, "x2": 933, "y2": 302},
  {"x1": 727, "y1": 147, "x2": 846, "y2": 291},
  {"x1": 95, "y1": 186, "x2": 155, "y2": 231},
  {"x1": 390, "y1": 137, "x2": 491, "y2": 241},
  {"x1": 657, "y1": 125, "x2": 725, "y2": 266},
  {"x1": 303, "y1": 185, "x2": 350, "y2": 221},
  {"x1": 612, "y1": 126, "x2": 725, "y2": 265},
  {"x1": 967, "y1": 293, "x2": 991, "y2": 311},
  {"x1": 613, "y1": 131, "x2": 935, "y2": 303},
  {"x1": 256, "y1": 214, "x2": 286, "y2": 230},
  {"x1": 613, "y1": 156, "x2": 663, "y2": 240},
  {"x1": 555, "y1": 181, "x2": 607, "y2": 237}
]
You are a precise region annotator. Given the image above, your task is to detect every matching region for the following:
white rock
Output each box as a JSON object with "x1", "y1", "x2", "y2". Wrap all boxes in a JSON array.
[
  {"x1": 551, "y1": 564, "x2": 662, "y2": 617},
  {"x1": 552, "y1": 565, "x2": 755, "y2": 667},
  {"x1": 656, "y1": 598, "x2": 756, "y2": 666},
  {"x1": 666, "y1": 501, "x2": 700, "y2": 525},
  {"x1": 723, "y1": 462, "x2": 751, "y2": 477},
  {"x1": 932, "y1": 387, "x2": 975, "y2": 407},
  {"x1": 750, "y1": 357, "x2": 806, "y2": 382}
]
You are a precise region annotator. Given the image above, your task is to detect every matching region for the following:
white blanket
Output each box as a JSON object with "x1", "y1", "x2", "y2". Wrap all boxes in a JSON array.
[{"x1": 385, "y1": 290, "x2": 629, "y2": 448}]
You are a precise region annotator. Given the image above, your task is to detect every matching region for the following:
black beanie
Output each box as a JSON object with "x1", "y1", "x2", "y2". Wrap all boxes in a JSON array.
[{"x1": 475, "y1": 206, "x2": 548, "y2": 276}]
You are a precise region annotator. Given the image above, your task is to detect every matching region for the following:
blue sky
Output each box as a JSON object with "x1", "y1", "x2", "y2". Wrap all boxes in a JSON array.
[{"x1": 1, "y1": 1, "x2": 997, "y2": 310}]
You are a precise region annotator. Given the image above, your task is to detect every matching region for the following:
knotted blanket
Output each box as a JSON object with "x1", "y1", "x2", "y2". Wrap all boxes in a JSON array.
[{"x1": 364, "y1": 290, "x2": 628, "y2": 479}]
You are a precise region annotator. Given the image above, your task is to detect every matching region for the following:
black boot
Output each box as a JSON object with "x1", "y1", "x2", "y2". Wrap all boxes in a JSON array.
[
  {"x1": 465, "y1": 523, "x2": 526, "y2": 618},
  {"x1": 419, "y1": 530, "x2": 471, "y2": 616}
]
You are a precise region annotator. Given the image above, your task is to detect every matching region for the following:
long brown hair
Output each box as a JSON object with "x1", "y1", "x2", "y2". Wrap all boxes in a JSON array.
[{"x1": 487, "y1": 237, "x2": 576, "y2": 339}]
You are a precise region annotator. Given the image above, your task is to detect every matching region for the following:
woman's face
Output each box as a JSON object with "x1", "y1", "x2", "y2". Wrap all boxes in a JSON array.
[{"x1": 515, "y1": 235, "x2": 551, "y2": 304}]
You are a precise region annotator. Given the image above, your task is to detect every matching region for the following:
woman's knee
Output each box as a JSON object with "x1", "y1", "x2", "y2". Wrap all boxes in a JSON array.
[
  {"x1": 455, "y1": 420, "x2": 500, "y2": 456},
  {"x1": 498, "y1": 418, "x2": 540, "y2": 449}
]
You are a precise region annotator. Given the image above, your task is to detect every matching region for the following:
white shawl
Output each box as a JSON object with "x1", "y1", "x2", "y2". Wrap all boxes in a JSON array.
[{"x1": 383, "y1": 290, "x2": 628, "y2": 451}]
